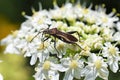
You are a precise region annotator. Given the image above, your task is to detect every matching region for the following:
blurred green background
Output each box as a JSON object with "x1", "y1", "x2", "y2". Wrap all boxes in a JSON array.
[{"x1": 0, "y1": 0, "x2": 120, "y2": 80}]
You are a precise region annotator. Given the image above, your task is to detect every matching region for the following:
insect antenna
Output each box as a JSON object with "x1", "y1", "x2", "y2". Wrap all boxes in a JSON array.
[
  {"x1": 30, "y1": 31, "x2": 42, "y2": 42},
  {"x1": 30, "y1": 25, "x2": 50, "y2": 43}
]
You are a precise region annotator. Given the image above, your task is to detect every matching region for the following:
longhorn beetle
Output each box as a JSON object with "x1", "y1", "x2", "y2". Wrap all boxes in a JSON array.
[{"x1": 30, "y1": 27, "x2": 84, "y2": 55}]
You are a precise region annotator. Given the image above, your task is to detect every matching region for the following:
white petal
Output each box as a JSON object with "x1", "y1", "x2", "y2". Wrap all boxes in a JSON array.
[
  {"x1": 88, "y1": 54, "x2": 97, "y2": 62},
  {"x1": 84, "y1": 70, "x2": 97, "y2": 80},
  {"x1": 60, "y1": 58, "x2": 70, "y2": 67},
  {"x1": 30, "y1": 53, "x2": 37, "y2": 65},
  {"x1": 43, "y1": 70, "x2": 49, "y2": 80},
  {"x1": 81, "y1": 66, "x2": 92, "y2": 76},
  {"x1": 1, "y1": 35, "x2": 13, "y2": 45},
  {"x1": 113, "y1": 32, "x2": 120, "y2": 41},
  {"x1": 102, "y1": 47, "x2": 109, "y2": 57},
  {"x1": 5, "y1": 44, "x2": 20, "y2": 54},
  {"x1": 109, "y1": 61, "x2": 118, "y2": 73},
  {"x1": 48, "y1": 71, "x2": 59, "y2": 80},
  {"x1": 51, "y1": 63, "x2": 68, "y2": 72},
  {"x1": 74, "y1": 68, "x2": 82, "y2": 79},
  {"x1": 33, "y1": 69, "x2": 43, "y2": 80},
  {"x1": 63, "y1": 69, "x2": 73, "y2": 80},
  {"x1": 116, "y1": 22, "x2": 120, "y2": 31},
  {"x1": 99, "y1": 67, "x2": 109, "y2": 80}
]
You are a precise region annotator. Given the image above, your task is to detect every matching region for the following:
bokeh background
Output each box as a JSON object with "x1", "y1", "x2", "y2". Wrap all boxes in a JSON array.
[{"x1": 0, "y1": 0, "x2": 120, "y2": 80}]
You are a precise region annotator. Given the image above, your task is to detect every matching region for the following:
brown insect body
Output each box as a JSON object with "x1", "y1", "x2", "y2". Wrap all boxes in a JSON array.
[
  {"x1": 30, "y1": 27, "x2": 83, "y2": 53},
  {"x1": 43, "y1": 28, "x2": 78, "y2": 44}
]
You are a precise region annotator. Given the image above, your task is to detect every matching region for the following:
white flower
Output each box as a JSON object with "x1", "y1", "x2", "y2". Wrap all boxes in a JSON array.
[
  {"x1": 50, "y1": 7, "x2": 64, "y2": 19},
  {"x1": 102, "y1": 42, "x2": 120, "y2": 73},
  {"x1": 94, "y1": 6, "x2": 119, "y2": 28},
  {"x1": 82, "y1": 54, "x2": 109, "y2": 80},
  {"x1": 60, "y1": 54, "x2": 84, "y2": 80},
  {"x1": 24, "y1": 40, "x2": 50, "y2": 65},
  {"x1": 113, "y1": 32, "x2": 120, "y2": 43},
  {"x1": 100, "y1": 27, "x2": 114, "y2": 42},
  {"x1": 116, "y1": 21, "x2": 120, "y2": 31},
  {"x1": 84, "y1": 34, "x2": 103, "y2": 49},
  {"x1": 1, "y1": 34, "x2": 26, "y2": 54},
  {"x1": 34, "y1": 59, "x2": 61, "y2": 80},
  {"x1": 4, "y1": 43, "x2": 20, "y2": 54},
  {"x1": 97, "y1": 13, "x2": 118, "y2": 27}
]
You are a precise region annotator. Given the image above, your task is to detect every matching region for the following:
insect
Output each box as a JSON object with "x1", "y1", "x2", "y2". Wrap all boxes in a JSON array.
[
  {"x1": 30, "y1": 27, "x2": 83, "y2": 55},
  {"x1": 43, "y1": 28, "x2": 78, "y2": 44}
]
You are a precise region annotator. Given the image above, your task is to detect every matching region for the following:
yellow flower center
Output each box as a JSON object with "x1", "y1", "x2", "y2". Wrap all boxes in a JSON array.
[
  {"x1": 38, "y1": 42, "x2": 48, "y2": 50},
  {"x1": 70, "y1": 60, "x2": 78, "y2": 69},
  {"x1": 102, "y1": 34, "x2": 112, "y2": 41},
  {"x1": 108, "y1": 46, "x2": 116, "y2": 56},
  {"x1": 43, "y1": 61, "x2": 50, "y2": 70},
  {"x1": 86, "y1": 17, "x2": 95, "y2": 24},
  {"x1": 81, "y1": 50, "x2": 90, "y2": 56},
  {"x1": 84, "y1": 45, "x2": 90, "y2": 51},
  {"x1": 57, "y1": 43, "x2": 64, "y2": 50},
  {"x1": 102, "y1": 17, "x2": 108, "y2": 23},
  {"x1": 94, "y1": 59, "x2": 102, "y2": 69},
  {"x1": 83, "y1": 9, "x2": 89, "y2": 14},
  {"x1": 38, "y1": 19, "x2": 44, "y2": 24}
]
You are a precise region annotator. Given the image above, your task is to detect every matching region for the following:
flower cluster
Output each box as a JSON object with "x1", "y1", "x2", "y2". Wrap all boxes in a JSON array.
[{"x1": 1, "y1": 1, "x2": 120, "y2": 80}]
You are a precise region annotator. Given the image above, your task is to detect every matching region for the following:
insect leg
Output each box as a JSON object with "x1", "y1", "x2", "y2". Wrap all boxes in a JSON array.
[
  {"x1": 52, "y1": 38, "x2": 61, "y2": 58},
  {"x1": 41, "y1": 35, "x2": 51, "y2": 50},
  {"x1": 67, "y1": 31, "x2": 85, "y2": 50},
  {"x1": 67, "y1": 31, "x2": 81, "y2": 42},
  {"x1": 67, "y1": 31, "x2": 77, "y2": 34},
  {"x1": 43, "y1": 37, "x2": 50, "y2": 42},
  {"x1": 74, "y1": 43, "x2": 85, "y2": 50}
]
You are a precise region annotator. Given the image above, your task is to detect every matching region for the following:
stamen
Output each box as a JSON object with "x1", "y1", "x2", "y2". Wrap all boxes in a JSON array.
[
  {"x1": 43, "y1": 61, "x2": 50, "y2": 70},
  {"x1": 94, "y1": 59, "x2": 102, "y2": 69},
  {"x1": 70, "y1": 60, "x2": 78, "y2": 69}
]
